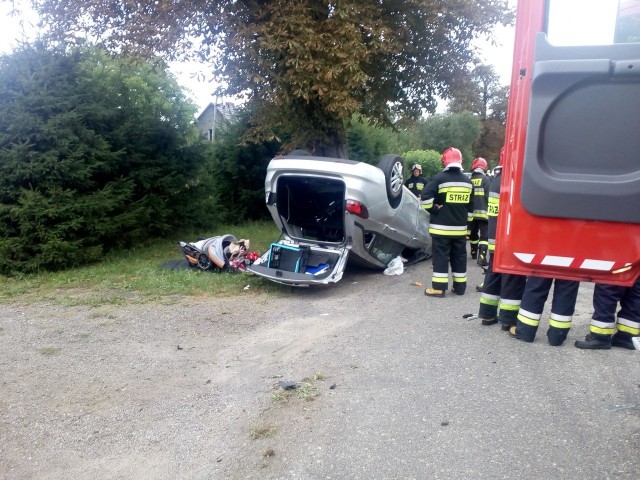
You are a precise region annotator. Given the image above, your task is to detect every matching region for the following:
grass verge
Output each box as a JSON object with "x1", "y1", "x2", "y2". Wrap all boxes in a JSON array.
[{"x1": 0, "y1": 221, "x2": 287, "y2": 305}]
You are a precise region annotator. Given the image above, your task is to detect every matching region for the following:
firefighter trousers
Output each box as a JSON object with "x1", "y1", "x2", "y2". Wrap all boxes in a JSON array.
[
  {"x1": 468, "y1": 219, "x2": 488, "y2": 263},
  {"x1": 431, "y1": 236, "x2": 467, "y2": 294},
  {"x1": 478, "y1": 252, "x2": 526, "y2": 326},
  {"x1": 515, "y1": 276, "x2": 580, "y2": 345},
  {"x1": 588, "y1": 278, "x2": 640, "y2": 341}
]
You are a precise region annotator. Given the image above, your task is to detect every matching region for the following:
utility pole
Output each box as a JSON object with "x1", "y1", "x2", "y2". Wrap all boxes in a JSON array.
[{"x1": 211, "y1": 94, "x2": 222, "y2": 142}]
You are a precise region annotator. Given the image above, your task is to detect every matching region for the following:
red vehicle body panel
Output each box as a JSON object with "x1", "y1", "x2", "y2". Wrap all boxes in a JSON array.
[{"x1": 494, "y1": 0, "x2": 640, "y2": 286}]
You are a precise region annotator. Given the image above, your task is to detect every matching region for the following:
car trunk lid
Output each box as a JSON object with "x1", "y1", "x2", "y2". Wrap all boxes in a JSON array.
[{"x1": 248, "y1": 173, "x2": 352, "y2": 286}]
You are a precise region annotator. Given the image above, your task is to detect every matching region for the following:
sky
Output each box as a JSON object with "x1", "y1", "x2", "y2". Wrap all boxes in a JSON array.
[{"x1": 0, "y1": 2, "x2": 516, "y2": 112}]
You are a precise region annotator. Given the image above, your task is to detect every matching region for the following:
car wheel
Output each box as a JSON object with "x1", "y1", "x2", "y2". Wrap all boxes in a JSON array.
[
  {"x1": 197, "y1": 253, "x2": 212, "y2": 270},
  {"x1": 378, "y1": 154, "x2": 404, "y2": 208}
]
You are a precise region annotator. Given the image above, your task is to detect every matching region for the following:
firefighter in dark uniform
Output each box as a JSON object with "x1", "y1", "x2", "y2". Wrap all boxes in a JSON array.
[
  {"x1": 575, "y1": 277, "x2": 640, "y2": 350},
  {"x1": 405, "y1": 164, "x2": 427, "y2": 198},
  {"x1": 476, "y1": 155, "x2": 526, "y2": 327},
  {"x1": 511, "y1": 276, "x2": 580, "y2": 346},
  {"x1": 421, "y1": 147, "x2": 473, "y2": 297},
  {"x1": 468, "y1": 157, "x2": 491, "y2": 266}
]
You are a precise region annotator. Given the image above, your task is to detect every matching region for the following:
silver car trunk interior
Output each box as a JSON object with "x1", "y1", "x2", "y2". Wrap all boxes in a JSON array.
[{"x1": 276, "y1": 176, "x2": 346, "y2": 244}]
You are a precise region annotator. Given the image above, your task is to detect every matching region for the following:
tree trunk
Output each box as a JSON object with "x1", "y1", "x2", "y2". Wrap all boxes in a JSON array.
[
  {"x1": 306, "y1": 128, "x2": 347, "y2": 158},
  {"x1": 313, "y1": 141, "x2": 346, "y2": 159}
]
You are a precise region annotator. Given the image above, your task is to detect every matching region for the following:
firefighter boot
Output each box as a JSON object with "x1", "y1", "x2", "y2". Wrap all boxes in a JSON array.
[
  {"x1": 510, "y1": 321, "x2": 536, "y2": 342},
  {"x1": 499, "y1": 317, "x2": 517, "y2": 332},
  {"x1": 470, "y1": 247, "x2": 477, "y2": 260},
  {"x1": 547, "y1": 326, "x2": 569, "y2": 346},
  {"x1": 611, "y1": 332, "x2": 636, "y2": 350},
  {"x1": 425, "y1": 288, "x2": 445, "y2": 298},
  {"x1": 574, "y1": 333, "x2": 612, "y2": 350},
  {"x1": 452, "y1": 284, "x2": 466, "y2": 296},
  {"x1": 477, "y1": 245, "x2": 488, "y2": 267}
]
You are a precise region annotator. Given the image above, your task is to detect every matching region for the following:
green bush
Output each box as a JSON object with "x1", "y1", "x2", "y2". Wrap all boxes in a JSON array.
[
  {"x1": 414, "y1": 113, "x2": 482, "y2": 170},
  {"x1": 0, "y1": 45, "x2": 207, "y2": 274},
  {"x1": 402, "y1": 150, "x2": 442, "y2": 180},
  {"x1": 207, "y1": 107, "x2": 281, "y2": 223},
  {"x1": 346, "y1": 116, "x2": 411, "y2": 163}
]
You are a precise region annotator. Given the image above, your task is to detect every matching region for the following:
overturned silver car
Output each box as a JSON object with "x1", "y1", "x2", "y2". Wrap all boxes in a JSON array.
[{"x1": 248, "y1": 152, "x2": 431, "y2": 286}]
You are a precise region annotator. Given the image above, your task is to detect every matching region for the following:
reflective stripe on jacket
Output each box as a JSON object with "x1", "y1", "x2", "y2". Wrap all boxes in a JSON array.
[{"x1": 421, "y1": 170, "x2": 473, "y2": 237}]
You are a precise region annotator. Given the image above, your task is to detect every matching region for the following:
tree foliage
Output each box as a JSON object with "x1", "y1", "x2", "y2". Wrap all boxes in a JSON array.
[
  {"x1": 447, "y1": 65, "x2": 508, "y2": 165},
  {"x1": 24, "y1": 0, "x2": 512, "y2": 155},
  {"x1": 0, "y1": 44, "x2": 208, "y2": 273},
  {"x1": 413, "y1": 113, "x2": 482, "y2": 169},
  {"x1": 345, "y1": 116, "x2": 412, "y2": 164},
  {"x1": 207, "y1": 107, "x2": 281, "y2": 224},
  {"x1": 448, "y1": 65, "x2": 501, "y2": 119}
]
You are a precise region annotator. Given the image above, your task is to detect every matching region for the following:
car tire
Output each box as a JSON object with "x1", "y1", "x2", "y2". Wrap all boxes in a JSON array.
[
  {"x1": 378, "y1": 154, "x2": 404, "y2": 208},
  {"x1": 197, "y1": 253, "x2": 212, "y2": 270}
]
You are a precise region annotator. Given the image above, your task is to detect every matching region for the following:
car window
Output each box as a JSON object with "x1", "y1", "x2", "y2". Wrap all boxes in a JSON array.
[{"x1": 367, "y1": 233, "x2": 404, "y2": 265}]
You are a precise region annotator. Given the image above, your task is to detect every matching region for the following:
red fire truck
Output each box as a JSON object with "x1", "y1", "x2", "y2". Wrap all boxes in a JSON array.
[{"x1": 494, "y1": 0, "x2": 640, "y2": 286}]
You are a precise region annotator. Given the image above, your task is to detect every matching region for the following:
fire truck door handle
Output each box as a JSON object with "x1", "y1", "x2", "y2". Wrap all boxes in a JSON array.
[
  {"x1": 611, "y1": 59, "x2": 640, "y2": 77},
  {"x1": 534, "y1": 59, "x2": 610, "y2": 78}
]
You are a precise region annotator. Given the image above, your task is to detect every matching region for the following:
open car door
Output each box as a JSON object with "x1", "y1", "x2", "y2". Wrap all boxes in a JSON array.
[{"x1": 495, "y1": 0, "x2": 640, "y2": 286}]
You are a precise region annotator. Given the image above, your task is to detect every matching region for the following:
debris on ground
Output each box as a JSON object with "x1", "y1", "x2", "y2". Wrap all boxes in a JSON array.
[
  {"x1": 278, "y1": 380, "x2": 297, "y2": 390},
  {"x1": 177, "y1": 234, "x2": 260, "y2": 272},
  {"x1": 383, "y1": 256, "x2": 404, "y2": 276}
]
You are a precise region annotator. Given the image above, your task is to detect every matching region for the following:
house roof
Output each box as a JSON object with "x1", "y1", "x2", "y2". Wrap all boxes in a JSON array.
[{"x1": 196, "y1": 102, "x2": 237, "y2": 122}]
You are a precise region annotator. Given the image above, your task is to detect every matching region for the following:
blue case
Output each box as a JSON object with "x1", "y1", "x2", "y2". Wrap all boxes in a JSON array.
[{"x1": 267, "y1": 244, "x2": 308, "y2": 272}]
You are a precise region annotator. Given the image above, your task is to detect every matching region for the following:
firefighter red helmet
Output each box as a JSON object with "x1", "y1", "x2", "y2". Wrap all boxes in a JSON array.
[
  {"x1": 471, "y1": 157, "x2": 488, "y2": 171},
  {"x1": 442, "y1": 147, "x2": 463, "y2": 169}
]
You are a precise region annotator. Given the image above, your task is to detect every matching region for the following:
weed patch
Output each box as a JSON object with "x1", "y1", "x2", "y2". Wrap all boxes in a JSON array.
[
  {"x1": 38, "y1": 347, "x2": 60, "y2": 356},
  {"x1": 272, "y1": 371, "x2": 328, "y2": 405},
  {"x1": 250, "y1": 423, "x2": 278, "y2": 440}
]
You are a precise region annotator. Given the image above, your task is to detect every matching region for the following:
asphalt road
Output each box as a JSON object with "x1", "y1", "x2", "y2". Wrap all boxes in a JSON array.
[
  {"x1": 217, "y1": 258, "x2": 640, "y2": 480},
  {"x1": 2, "y1": 256, "x2": 638, "y2": 480}
]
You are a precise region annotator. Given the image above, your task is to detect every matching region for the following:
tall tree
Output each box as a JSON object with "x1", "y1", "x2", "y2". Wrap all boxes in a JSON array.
[
  {"x1": 448, "y1": 65, "x2": 502, "y2": 120},
  {"x1": 447, "y1": 64, "x2": 508, "y2": 163},
  {"x1": 21, "y1": 0, "x2": 512, "y2": 156}
]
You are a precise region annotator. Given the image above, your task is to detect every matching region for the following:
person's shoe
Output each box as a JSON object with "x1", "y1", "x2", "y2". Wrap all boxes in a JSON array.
[
  {"x1": 548, "y1": 336, "x2": 566, "y2": 347},
  {"x1": 452, "y1": 289, "x2": 465, "y2": 296},
  {"x1": 547, "y1": 328, "x2": 568, "y2": 347},
  {"x1": 477, "y1": 259, "x2": 489, "y2": 267},
  {"x1": 508, "y1": 326, "x2": 534, "y2": 342},
  {"x1": 471, "y1": 252, "x2": 478, "y2": 260},
  {"x1": 475, "y1": 283, "x2": 484, "y2": 292},
  {"x1": 501, "y1": 323, "x2": 512, "y2": 331},
  {"x1": 611, "y1": 333, "x2": 635, "y2": 350},
  {"x1": 481, "y1": 317, "x2": 497, "y2": 326},
  {"x1": 574, "y1": 334, "x2": 611, "y2": 350},
  {"x1": 424, "y1": 288, "x2": 445, "y2": 298}
]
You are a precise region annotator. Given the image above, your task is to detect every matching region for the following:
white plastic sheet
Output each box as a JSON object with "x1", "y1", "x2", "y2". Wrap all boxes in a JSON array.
[{"x1": 383, "y1": 256, "x2": 404, "y2": 276}]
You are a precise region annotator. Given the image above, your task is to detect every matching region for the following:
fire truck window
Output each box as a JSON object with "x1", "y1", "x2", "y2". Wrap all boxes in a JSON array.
[
  {"x1": 547, "y1": 0, "x2": 640, "y2": 46},
  {"x1": 616, "y1": 0, "x2": 640, "y2": 43}
]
